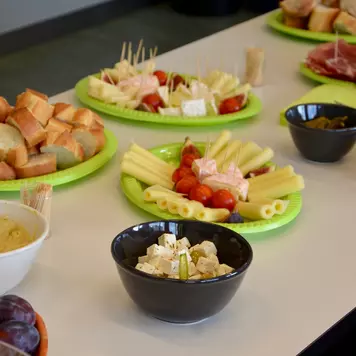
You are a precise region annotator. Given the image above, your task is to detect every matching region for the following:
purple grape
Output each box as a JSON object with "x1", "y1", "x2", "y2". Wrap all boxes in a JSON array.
[
  {"x1": 0, "y1": 295, "x2": 36, "y2": 326},
  {"x1": 225, "y1": 212, "x2": 244, "y2": 224},
  {"x1": 0, "y1": 321, "x2": 40, "y2": 354}
]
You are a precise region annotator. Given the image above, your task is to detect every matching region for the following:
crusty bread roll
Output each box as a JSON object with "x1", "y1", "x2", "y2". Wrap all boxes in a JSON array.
[
  {"x1": 53, "y1": 103, "x2": 76, "y2": 123},
  {"x1": 308, "y1": 6, "x2": 340, "y2": 32},
  {"x1": 322, "y1": 0, "x2": 340, "y2": 7},
  {"x1": 72, "y1": 108, "x2": 96, "y2": 128},
  {"x1": 283, "y1": 14, "x2": 309, "y2": 28},
  {"x1": 92, "y1": 112, "x2": 104, "y2": 128},
  {"x1": 27, "y1": 144, "x2": 40, "y2": 156},
  {"x1": 280, "y1": 0, "x2": 316, "y2": 17},
  {"x1": 0, "y1": 161, "x2": 16, "y2": 180},
  {"x1": 15, "y1": 153, "x2": 56, "y2": 178},
  {"x1": 7, "y1": 108, "x2": 47, "y2": 147},
  {"x1": 0, "y1": 123, "x2": 25, "y2": 161},
  {"x1": 6, "y1": 145, "x2": 28, "y2": 167},
  {"x1": 72, "y1": 127, "x2": 106, "y2": 159},
  {"x1": 0, "y1": 97, "x2": 12, "y2": 123},
  {"x1": 26, "y1": 88, "x2": 48, "y2": 101},
  {"x1": 334, "y1": 11, "x2": 356, "y2": 34},
  {"x1": 40, "y1": 131, "x2": 84, "y2": 169},
  {"x1": 46, "y1": 118, "x2": 72, "y2": 133},
  {"x1": 41, "y1": 131, "x2": 61, "y2": 147},
  {"x1": 341, "y1": 0, "x2": 356, "y2": 17}
]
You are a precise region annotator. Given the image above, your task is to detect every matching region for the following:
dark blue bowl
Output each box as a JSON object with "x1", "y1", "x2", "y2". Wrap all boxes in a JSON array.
[
  {"x1": 111, "y1": 220, "x2": 253, "y2": 324},
  {"x1": 285, "y1": 103, "x2": 356, "y2": 162}
]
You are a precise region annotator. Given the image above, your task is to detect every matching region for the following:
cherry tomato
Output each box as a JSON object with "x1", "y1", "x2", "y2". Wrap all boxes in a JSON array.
[
  {"x1": 172, "y1": 166, "x2": 194, "y2": 183},
  {"x1": 181, "y1": 153, "x2": 200, "y2": 168},
  {"x1": 141, "y1": 93, "x2": 164, "y2": 112},
  {"x1": 211, "y1": 189, "x2": 236, "y2": 212},
  {"x1": 189, "y1": 184, "x2": 214, "y2": 207},
  {"x1": 171, "y1": 75, "x2": 185, "y2": 90},
  {"x1": 219, "y1": 97, "x2": 242, "y2": 115},
  {"x1": 176, "y1": 176, "x2": 199, "y2": 195},
  {"x1": 153, "y1": 70, "x2": 168, "y2": 86},
  {"x1": 181, "y1": 144, "x2": 201, "y2": 158}
]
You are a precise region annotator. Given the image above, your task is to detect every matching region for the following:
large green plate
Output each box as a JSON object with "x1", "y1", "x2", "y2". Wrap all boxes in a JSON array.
[
  {"x1": 267, "y1": 10, "x2": 356, "y2": 44},
  {"x1": 120, "y1": 142, "x2": 303, "y2": 234},
  {"x1": 75, "y1": 75, "x2": 262, "y2": 126},
  {"x1": 0, "y1": 129, "x2": 118, "y2": 191},
  {"x1": 299, "y1": 62, "x2": 356, "y2": 87}
]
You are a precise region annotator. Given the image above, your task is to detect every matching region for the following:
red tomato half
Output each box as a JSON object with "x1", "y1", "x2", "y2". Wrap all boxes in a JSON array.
[
  {"x1": 219, "y1": 97, "x2": 242, "y2": 115},
  {"x1": 211, "y1": 189, "x2": 236, "y2": 211},
  {"x1": 176, "y1": 176, "x2": 198, "y2": 195},
  {"x1": 153, "y1": 70, "x2": 168, "y2": 86},
  {"x1": 171, "y1": 75, "x2": 185, "y2": 90},
  {"x1": 141, "y1": 93, "x2": 164, "y2": 112},
  {"x1": 172, "y1": 166, "x2": 194, "y2": 183},
  {"x1": 181, "y1": 153, "x2": 200, "y2": 168},
  {"x1": 189, "y1": 184, "x2": 214, "y2": 207}
]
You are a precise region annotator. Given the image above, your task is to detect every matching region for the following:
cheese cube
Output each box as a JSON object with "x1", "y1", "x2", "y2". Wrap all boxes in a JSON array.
[
  {"x1": 196, "y1": 241, "x2": 217, "y2": 257},
  {"x1": 168, "y1": 274, "x2": 179, "y2": 279},
  {"x1": 147, "y1": 244, "x2": 174, "y2": 259},
  {"x1": 153, "y1": 269, "x2": 164, "y2": 277},
  {"x1": 189, "y1": 262, "x2": 198, "y2": 276},
  {"x1": 189, "y1": 274, "x2": 202, "y2": 280},
  {"x1": 135, "y1": 262, "x2": 156, "y2": 275},
  {"x1": 174, "y1": 249, "x2": 192, "y2": 263},
  {"x1": 196, "y1": 257, "x2": 216, "y2": 274},
  {"x1": 220, "y1": 264, "x2": 234, "y2": 274},
  {"x1": 158, "y1": 258, "x2": 179, "y2": 275},
  {"x1": 158, "y1": 233, "x2": 177, "y2": 250},
  {"x1": 208, "y1": 254, "x2": 220, "y2": 270},
  {"x1": 181, "y1": 99, "x2": 207, "y2": 117},
  {"x1": 189, "y1": 244, "x2": 200, "y2": 253},
  {"x1": 138, "y1": 255, "x2": 149, "y2": 263},
  {"x1": 217, "y1": 265, "x2": 226, "y2": 277},
  {"x1": 177, "y1": 237, "x2": 191, "y2": 251},
  {"x1": 147, "y1": 256, "x2": 162, "y2": 269}
]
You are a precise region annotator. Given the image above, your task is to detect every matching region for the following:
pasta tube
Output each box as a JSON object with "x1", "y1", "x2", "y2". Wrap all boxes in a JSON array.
[
  {"x1": 248, "y1": 197, "x2": 289, "y2": 215},
  {"x1": 143, "y1": 185, "x2": 182, "y2": 202},
  {"x1": 247, "y1": 165, "x2": 295, "y2": 186},
  {"x1": 195, "y1": 208, "x2": 230, "y2": 222},
  {"x1": 178, "y1": 200, "x2": 204, "y2": 219},
  {"x1": 237, "y1": 141, "x2": 263, "y2": 166},
  {"x1": 121, "y1": 160, "x2": 174, "y2": 190},
  {"x1": 248, "y1": 175, "x2": 305, "y2": 201},
  {"x1": 214, "y1": 140, "x2": 242, "y2": 171},
  {"x1": 207, "y1": 130, "x2": 232, "y2": 159},
  {"x1": 157, "y1": 198, "x2": 169, "y2": 210},
  {"x1": 129, "y1": 143, "x2": 175, "y2": 175},
  {"x1": 240, "y1": 147, "x2": 274, "y2": 176},
  {"x1": 167, "y1": 197, "x2": 189, "y2": 215},
  {"x1": 237, "y1": 201, "x2": 275, "y2": 220}
]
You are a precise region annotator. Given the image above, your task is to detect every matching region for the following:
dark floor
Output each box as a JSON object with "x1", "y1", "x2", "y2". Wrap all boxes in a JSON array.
[{"x1": 0, "y1": 3, "x2": 259, "y2": 101}]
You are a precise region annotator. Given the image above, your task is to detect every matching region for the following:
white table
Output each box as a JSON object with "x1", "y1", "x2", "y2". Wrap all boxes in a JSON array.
[{"x1": 10, "y1": 13, "x2": 356, "y2": 356}]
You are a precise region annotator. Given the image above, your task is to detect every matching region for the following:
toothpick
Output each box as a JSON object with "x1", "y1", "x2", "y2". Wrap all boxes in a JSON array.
[
  {"x1": 204, "y1": 138, "x2": 212, "y2": 162},
  {"x1": 120, "y1": 42, "x2": 127, "y2": 62},
  {"x1": 134, "y1": 39, "x2": 143, "y2": 68},
  {"x1": 149, "y1": 48, "x2": 153, "y2": 60},
  {"x1": 153, "y1": 46, "x2": 158, "y2": 58},
  {"x1": 233, "y1": 143, "x2": 242, "y2": 176},
  {"x1": 141, "y1": 47, "x2": 146, "y2": 66},
  {"x1": 127, "y1": 42, "x2": 132, "y2": 65}
]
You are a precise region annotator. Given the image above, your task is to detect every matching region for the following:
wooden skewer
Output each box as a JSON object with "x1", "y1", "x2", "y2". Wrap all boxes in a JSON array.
[
  {"x1": 153, "y1": 46, "x2": 158, "y2": 58},
  {"x1": 127, "y1": 42, "x2": 133, "y2": 65},
  {"x1": 204, "y1": 138, "x2": 212, "y2": 162},
  {"x1": 141, "y1": 47, "x2": 146, "y2": 66},
  {"x1": 134, "y1": 39, "x2": 143, "y2": 67},
  {"x1": 120, "y1": 42, "x2": 127, "y2": 62},
  {"x1": 233, "y1": 143, "x2": 242, "y2": 176}
]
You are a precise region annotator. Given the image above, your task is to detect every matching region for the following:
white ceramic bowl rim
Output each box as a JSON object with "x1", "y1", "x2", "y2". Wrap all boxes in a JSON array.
[{"x1": 0, "y1": 200, "x2": 49, "y2": 259}]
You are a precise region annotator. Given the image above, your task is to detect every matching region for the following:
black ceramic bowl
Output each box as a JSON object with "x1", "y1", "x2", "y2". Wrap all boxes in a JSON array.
[
  {"x1": 111, "y1": 220, "x2": 253, "y2": 324},
  {"x1": 285, "y1": 103, "x2": 356, "y2": 162}
]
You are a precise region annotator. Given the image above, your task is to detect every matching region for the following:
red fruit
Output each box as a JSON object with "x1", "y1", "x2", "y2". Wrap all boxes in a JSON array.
[
  {"x1": 219, "y1": 97, "x2": 242, "y2": 115},
  {"x1": 153, "y1": 70, "x2": 168, "y2": 86},
  {"x1": 211, "y1": 189, "x2": 236, "y2": 212},
  {"x1": 181, "y1": 137, "x2": 201, "y2": 158},
  {"x1": 181, "y1": 153, "x2": 200, "y2": 168},
  {"x1": 189, "y1": 184, "x2": 214, "y2": 207},
  {"x1": 171, "y1": 75, "x2": 185, "y2": 90},
  {"x1": 172, "y1": 166, "x2": 194, "y2": 183},
  {"x1": 249, "y1": 165, "x2": 275, "y2": 178},
  {"x1": 176, "y1": 176, "x2": 199, "y2": 195},
  {"x1": 141, "y1": 93, "x2": 164, "y2": 112}
]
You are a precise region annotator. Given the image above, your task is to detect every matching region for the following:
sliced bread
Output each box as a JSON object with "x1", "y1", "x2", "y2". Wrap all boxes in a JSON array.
[
  {"x1": 0, "y1": 162, "x2": 16, "y2": 180},
  {"x1": 308, "y1": 6, "x2": 340, "y2": 32},
  {"x1": 0, "y1": 123, "x2": 25, "y2": 161},
  {"x1": 46, "y1": 118, "x2": 72, "y2": 133},
  {"x1": 284, "y1": 14, "x2": 309, "y2": 28},
  {"x1": 15, "y1": 153, "x2": 57, "y2": 178},
  {"x1": 72, "y1": 108, "x2": 96, "y2": 128},
  {"x1": 26, "y1": 88, "x2": 48, "y2": 101},
  {"x1": 53, "y1": 103, "x2": 76, "y2": 123},
  {"x1": 280, "y1": 0, "x2": 316, "y2": 17},
  {"x1": 72, "y1": 127, "x2": 105, "y2": 159},
  {"x1": 0, "y1": 97, "x2": 12, "y2": 123},
  {"x1": 334, "y1": 11, "x2": 356, "y2": 34},
  {"x1": 27, "y1": 144, "x2": 40, "y2": 156},
  {"x1": 40, "y1": 131, "x2": 84, "y2": 169},
  {"x1": 7, "y1": 108, "x2": 47, "y2": 147},
  {"x1": 6, "y1": 145, "x2": 28, "y2": 167}
]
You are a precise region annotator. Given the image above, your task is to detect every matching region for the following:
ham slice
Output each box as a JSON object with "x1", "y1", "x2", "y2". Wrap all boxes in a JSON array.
[{"x1": 305, "y1": 40, "x2": 356, "y2": 82}]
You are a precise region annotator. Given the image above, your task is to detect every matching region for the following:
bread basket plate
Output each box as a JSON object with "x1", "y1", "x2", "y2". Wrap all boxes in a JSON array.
[
  {"x1": 120, "y1": 142, "x2": 302, "y2": 234},
  {"x1": 267, "y1": 10, "x2": 356, "y2": 44},
  {"x1": 74, "y1": 75, "x2": 262, "y2": 126},
  {"x1": 0, "y1": 129, "x2": 117, "y2": 191},
  {"x1": 299, "y1": 62, "x2": 356, "y2": 86}
]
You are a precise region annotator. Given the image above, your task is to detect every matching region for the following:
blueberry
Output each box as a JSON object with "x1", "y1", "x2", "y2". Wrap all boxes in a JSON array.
[{"x1": 226, "y1": 212, "x2": 244, "y2": 224}]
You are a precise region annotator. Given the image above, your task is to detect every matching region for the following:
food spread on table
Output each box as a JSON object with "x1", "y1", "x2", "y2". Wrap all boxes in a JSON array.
[
  {"x1": 0, "y1": 295, "x2": 43, "y2": 354},
  {"x1": 135, "y1": 233, "x2": 234, "y2": 280},
  {"x1": 0, "y1": 89, "x2": 106, "y2": 181},
  {"x1": 0, "y1": 216, "x2": 33, "y2": 253},
  {"x1": 304, "y1": 115, "x2": 350, "y2": 128},
  {"x1": 121, "y1": 130, "x2": 305, "y2": 224},
  {"x1": 280, "y1": 0, "x2": 356, "y2": 34},
  {"x1": 86, "y1": 42, "x2": 254, "y2": 117},
  {"x1": 304, "y1": 40, "x2": 356, "y2": 83}
]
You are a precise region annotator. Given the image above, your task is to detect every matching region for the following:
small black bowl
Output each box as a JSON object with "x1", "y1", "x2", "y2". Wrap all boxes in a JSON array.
[
  {"x1": 285, "y1": 103, "x2": 356, "y2": 163},
  {"x1": 111, "y1": 220, "x2": 253, "y2": 324}
]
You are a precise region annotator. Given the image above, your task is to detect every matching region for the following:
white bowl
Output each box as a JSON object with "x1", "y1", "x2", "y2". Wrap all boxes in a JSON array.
[{"x1": 0, "y1": 200, "x2": 49, "y2": 295}]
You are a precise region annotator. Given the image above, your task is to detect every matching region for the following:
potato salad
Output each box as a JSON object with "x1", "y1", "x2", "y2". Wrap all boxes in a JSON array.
[{"x1": 135, "y1": 233, "x2": 234, "y2": 280}]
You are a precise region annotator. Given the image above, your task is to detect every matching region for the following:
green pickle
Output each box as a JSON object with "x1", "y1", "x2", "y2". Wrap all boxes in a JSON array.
[
  {"x1": 179, "y1": 252, "x2": 189, "y2": 280},
  {"x1": 190, "y1": 250, "x2": 204, "y2": 265}
]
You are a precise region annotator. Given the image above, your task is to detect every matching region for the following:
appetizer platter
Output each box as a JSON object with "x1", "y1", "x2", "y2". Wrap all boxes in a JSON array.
[
  {"x1": 0, "y1": 89, "x2": 117, "y2": 191},
  {"x1": 120, "y1": 131, "x2": 304, "y2": 234},
  {"x1": 300, "y1": 40, "x2": 356, "y2": 85},
  {"x1": 75, "y1": 42, "x2": 262, "y2": 126},
  {"x1": 267, "y1": 0, "x2": 356, "y2": 43}
]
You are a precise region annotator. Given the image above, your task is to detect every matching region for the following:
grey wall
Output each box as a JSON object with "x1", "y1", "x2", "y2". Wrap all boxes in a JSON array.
[{"x1": 0, "y1": 0, "x2": 111, "y2": 34}]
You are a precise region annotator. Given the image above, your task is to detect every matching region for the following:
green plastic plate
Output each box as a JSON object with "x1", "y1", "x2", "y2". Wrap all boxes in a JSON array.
[
  {"x1": 120, "y1": 142, "x2": 302, "y2": 234},
  {"x1": 75, "y1": 75, "x2": 262, "y2": 126},
  {"x1": 267, "y1": 10, "x2": 356, "y2": 44},
  {"x1": 0, "y1": 129, "x2": 118, "y2": 191},
  {"x1": 299, "y1": 62, "x2": 356, "y2": 87}
]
